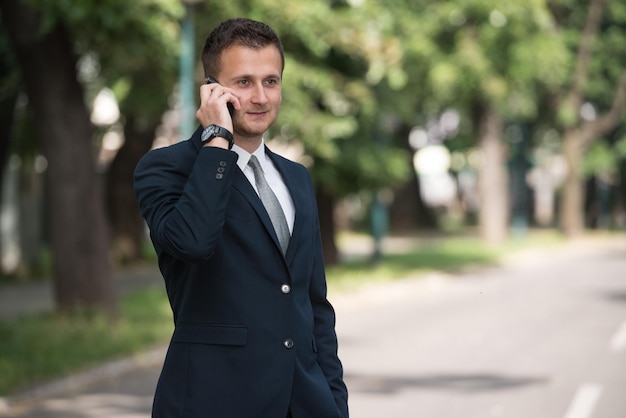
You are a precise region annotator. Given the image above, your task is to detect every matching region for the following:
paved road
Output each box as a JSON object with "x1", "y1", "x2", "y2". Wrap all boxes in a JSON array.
[
  {"x1": 3, "y1": 237, "x2": 626, "y2": 417},
  {"x1": 336, "y1": 239, "x2": 626, "y2": 418}
]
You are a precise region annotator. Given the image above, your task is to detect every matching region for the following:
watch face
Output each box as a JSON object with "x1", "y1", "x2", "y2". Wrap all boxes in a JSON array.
[
  {"x1": 201, "y1": 125, "x2": 233, "y2": 149},
  {"x1": 201, "y1": 125, "x2": 215, "y2": 142}
]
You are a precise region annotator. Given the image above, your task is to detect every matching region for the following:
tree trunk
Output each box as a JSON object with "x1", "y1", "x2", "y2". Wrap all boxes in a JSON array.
[
  {"x1": 0, "y1": 0, "x2": 117, "y2": 316},
  {"x1": 560, "y1": 131, "x2": 586, "y2": 236},
  {"x1": 476, "y1": 105, "x2": 509, "y2": 244},
  {"x1": 0, "y1": 101, "x2": 16, "y2": 273},
  {"x1": 0, "y1": 47, "x2": 18, "y2": 273},
  {"x1": 316, "y1": 187, "x2": 339, "y2": 266},
  {"x1": 106, "y1": 117, "x2": 156, "y2": 263},
  {"x1": 617, "y1": 160, "x2": 626, "y2": 229},
  {"x1": 552, "y1": 0, "x2": 626, "y2": 238},
  {"x1": 388, "y1": 124, "x2": 437, "y2": 232},
  {"x1": 0, "y1": 78, "x2": 16, "y2": 197},
  {"x1": 388, "y1": 176, "x2": 437, "y2": 232}
]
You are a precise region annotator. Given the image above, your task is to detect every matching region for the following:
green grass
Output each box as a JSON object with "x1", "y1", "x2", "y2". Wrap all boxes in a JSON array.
[
  {"x1": 327, "y1": 231, "x2": 565, "y2": 292},
  {"x1": 0, "y1": 288, "x2": 173, "y2": 395},
  {"x1": 0, "y1": 230, "x2": 566, "y2": 396}
]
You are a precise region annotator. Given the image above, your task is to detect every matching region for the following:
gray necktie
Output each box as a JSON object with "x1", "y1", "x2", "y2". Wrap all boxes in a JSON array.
[{"x1": 248, "y1": 155, "x2": 290, "y2": 254}]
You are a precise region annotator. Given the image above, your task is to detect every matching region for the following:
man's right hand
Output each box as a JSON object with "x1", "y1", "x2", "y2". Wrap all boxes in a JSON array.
[{"x1": 196, "y1": 82, "x2": 240, "y2": 133}]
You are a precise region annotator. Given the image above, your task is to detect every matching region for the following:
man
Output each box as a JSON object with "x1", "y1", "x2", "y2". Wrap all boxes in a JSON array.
[{"x1": 134, "y1": 18, "x2": 349, "y2": 418}]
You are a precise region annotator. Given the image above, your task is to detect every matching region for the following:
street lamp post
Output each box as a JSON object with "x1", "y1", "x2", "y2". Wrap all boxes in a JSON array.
[
  {"x1": 179, "y1": 0, "x2": 202, "y2": 139},
  {"x1": 370, "y1": 117, "x2": 389, "y2": 264},
  {"x1": 507, "y1": 123, "x2": 531, "y2": 237}
]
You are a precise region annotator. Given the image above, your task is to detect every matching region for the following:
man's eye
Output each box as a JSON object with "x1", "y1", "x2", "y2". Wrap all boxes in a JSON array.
[{"x1": 239, "y1": 80, "x2": 249, "y2": 86}]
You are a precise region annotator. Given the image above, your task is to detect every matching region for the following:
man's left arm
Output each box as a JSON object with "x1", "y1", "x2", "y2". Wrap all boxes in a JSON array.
[{"x1": 309, "y1": 214, "x2": 349, "y2": 417}]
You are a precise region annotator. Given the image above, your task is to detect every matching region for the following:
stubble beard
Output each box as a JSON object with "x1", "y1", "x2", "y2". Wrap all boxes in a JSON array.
[{"x1": 233, "y1": 108, "x2": 279, "y2": 143}]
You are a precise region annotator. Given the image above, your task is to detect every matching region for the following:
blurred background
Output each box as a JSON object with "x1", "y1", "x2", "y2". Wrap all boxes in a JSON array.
[{"x1": 0, "y1": 0, "x2": 625, "y2": 416}]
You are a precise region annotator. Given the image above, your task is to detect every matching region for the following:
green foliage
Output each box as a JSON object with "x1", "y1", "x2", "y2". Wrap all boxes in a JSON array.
[
  {"x1": 582, "y1": 140, "x2": 620, "y2": 176},
  {"x1": 26, "y1": 0, "x2": 182, "y2": 63},
  {"x1": 615, "y1": 135, "x2": 626, "y2": 158},
  {"x1": 0, "y1": 32, "x2": 19, "y2": 98},
  {"x1": 556, "y1": 102, "x2": 579, "y2": 128},
  {"x1": 25, "y1": 0, "x2": 183, "y2": 122},
  {"x1": 7, "y1": 0, "x2": 625, "y2": 214},
  {"x1": 554, "y1": 0, "x2": 626, "y2": 114},
  {"x1": 414, "y1": 1, "x2": 569, "y2": 118}
]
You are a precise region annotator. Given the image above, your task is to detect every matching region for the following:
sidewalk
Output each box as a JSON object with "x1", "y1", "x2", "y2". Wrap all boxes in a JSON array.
[
  {"x1": 0, "y1": 264, "x2": 166, "y2": 416},
  {"x1": 0, "y1": 264, "x2": 163, "y2": 321}
]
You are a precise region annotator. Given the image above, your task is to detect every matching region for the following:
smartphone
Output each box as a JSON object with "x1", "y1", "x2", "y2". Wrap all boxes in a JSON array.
[{"x1": 205, "y1": 76, "x2": 235, "y2": 118}]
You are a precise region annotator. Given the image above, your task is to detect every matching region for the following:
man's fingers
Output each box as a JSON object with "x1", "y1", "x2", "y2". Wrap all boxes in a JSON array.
[{"x1": 197, "y1": 84, "x2": 240, "y2": 129}]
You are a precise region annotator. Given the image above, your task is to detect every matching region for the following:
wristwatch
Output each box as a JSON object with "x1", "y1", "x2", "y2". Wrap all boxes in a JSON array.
[{"x1": 201, "y1": 124, "x2": 234, "y2": 149}]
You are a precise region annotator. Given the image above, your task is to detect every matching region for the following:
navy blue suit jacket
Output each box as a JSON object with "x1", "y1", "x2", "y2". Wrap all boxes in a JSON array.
[{"x1": 134, "y1": 127, "x2": 348, "y2": 418}]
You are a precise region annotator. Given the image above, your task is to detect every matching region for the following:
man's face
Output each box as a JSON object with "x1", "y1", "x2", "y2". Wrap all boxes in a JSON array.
[{"x1": 217, "y1": 44, "x2": 282, "y2": 141}]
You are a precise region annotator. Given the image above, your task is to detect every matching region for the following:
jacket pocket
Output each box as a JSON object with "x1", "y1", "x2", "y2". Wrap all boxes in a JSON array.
[{"x1": 172, "y1": 323, "x2": 248, "y2": 346}]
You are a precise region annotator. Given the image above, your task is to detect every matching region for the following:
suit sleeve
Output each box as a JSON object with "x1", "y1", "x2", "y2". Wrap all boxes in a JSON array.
[{"x1": 134, "y1": 144, "x2": 239, "y2": 263}]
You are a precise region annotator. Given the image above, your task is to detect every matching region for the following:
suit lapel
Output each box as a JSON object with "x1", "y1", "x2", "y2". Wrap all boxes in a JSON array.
[
  {"x1": 231, "y1": 163, "x2": 285, "y2": 256},
  {"x1": 230, "y1": 147, "x2": 306, "y2": 262}
]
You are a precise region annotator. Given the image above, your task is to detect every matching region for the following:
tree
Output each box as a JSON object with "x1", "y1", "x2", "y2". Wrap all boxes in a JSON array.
[
  {"x1": 379, "y1": 0, "x2": 571, "y2": 243},
  {"x1": 92, "y1": 2, "x2": 181, "y2": 262},
  {"x1": 386, "y1": 122, "x2": 438, "y2": 233},
  {"x1": 549, "y1": 0, "x2": 626, "y2": 236},
  {"x1": 0, "y1": 0, "x2": 117, "y2": 316},
  {"x1": 0, "y1": 34, "x2": 19, "y2": 272},
  {"x1": 5, "y1": 0, "x2": 182, "y2": 267}
]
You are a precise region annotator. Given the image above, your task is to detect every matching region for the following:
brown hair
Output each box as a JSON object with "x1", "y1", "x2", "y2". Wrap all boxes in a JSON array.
[{"x1": 201, "y1": 18, "x2": 285, "y2": 78}]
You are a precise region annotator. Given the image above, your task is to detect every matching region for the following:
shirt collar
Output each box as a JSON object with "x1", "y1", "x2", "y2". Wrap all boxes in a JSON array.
[{"x1": 233, "y1": 139, "x2": 267, "y2": 172}]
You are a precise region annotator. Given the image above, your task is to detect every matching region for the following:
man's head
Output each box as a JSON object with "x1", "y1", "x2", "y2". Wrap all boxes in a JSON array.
[
  {"x1": 201, "y1": 18, "x2": 285, "y2": 79},
  {"x1": 201, "y1": 18, "x2": 285, "y2": 146}
]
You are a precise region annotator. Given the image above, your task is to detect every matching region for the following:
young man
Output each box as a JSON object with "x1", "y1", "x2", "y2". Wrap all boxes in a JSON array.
[{"x1": 134, "y1": 18, "x2": 349, "y2": 418}]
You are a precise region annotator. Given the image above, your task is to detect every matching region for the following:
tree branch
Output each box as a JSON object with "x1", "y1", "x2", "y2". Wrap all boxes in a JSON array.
[
  {"x1": 581, "y1": 70, "x2": 626, "y2": 147},
  {"x1": 563, "y1": 0, "x2": 605, "y2": 111}
]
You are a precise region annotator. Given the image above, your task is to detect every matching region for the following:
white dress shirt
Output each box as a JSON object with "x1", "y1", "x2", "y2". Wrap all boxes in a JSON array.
[{"x1": 232, "y1": 142, "x2": 295, "y2": 234}]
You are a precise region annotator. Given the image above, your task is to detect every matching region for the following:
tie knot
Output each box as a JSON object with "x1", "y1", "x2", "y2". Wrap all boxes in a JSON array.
[{"x1": 248, "y1": 155, "x2": 262, "y2": 172}]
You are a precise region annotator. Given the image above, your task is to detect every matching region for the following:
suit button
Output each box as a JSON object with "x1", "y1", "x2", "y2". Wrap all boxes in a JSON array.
[
  {"x1": 219, "y1": 160, "x2": 227, "y2": 167},
  {"x1": 281, "y1": 284, "x2": 291, "y2": 294},
  {"x1": 283, "y1": 339, "x2": 294, "y2": 349},
  {"x1": 217, "y1": 167, "x2": 225, "y2": 173},
  {"x1": 215, "y1": 173, "x2": 223, "y2": 180}
]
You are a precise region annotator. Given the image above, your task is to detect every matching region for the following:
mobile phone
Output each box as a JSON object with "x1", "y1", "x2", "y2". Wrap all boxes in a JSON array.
[{"x1": 205, "y1": 76, "x2": 235, "y2": 118}]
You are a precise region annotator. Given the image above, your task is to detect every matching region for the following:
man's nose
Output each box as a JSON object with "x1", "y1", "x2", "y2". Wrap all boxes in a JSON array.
[{"x1": 250, "y1": 83, "x2": 269, "y2": 104}]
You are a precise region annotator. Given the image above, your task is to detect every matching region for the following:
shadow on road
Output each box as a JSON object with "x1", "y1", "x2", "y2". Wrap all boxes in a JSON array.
[
  {"x1": 605, "y1": 291, "x2": 626, "y2": 304},
  {"x1": 345, "y1": 372, "x2": 549, "y2": 394}
]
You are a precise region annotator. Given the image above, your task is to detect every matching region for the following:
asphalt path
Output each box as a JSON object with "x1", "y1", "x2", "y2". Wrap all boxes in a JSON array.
[
  {"x1": 3, "y1": 237, "x2": 626, "y2": 418},
  {"x1": 336, "y1": 239, "x2": 626, "y2": 418}
]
